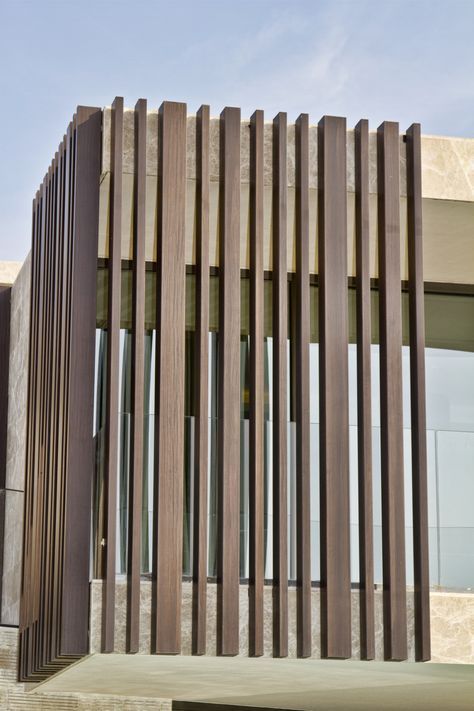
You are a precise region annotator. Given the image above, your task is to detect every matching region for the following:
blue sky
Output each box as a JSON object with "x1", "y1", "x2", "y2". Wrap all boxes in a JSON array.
[{"x1": 1, "y1": 0, "x2": 474, "y2": 261}]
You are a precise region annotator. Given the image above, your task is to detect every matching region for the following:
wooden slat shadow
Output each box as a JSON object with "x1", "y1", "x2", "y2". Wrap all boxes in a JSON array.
[
  {"x1": 249, "y1": 109, "x2": 265, "y2": 657},
  {"x1": 127, "y1": 98, "x2": 147, "y2": 654},
  {"x1": 295, "y1": 113, "x2": 311, "y2": 659},
  {"x1": 272, "y1": 112, "x2": 288, "y2": 659},
  {"x1": 102, "y1": 97, "x2": 123, "y2": 654},
  {"x1": 355, "y1": 118, "x2": 375, "y2": 660},
  {"x1": 192, "y1": 104, "x2": 210, "y2": 656}
]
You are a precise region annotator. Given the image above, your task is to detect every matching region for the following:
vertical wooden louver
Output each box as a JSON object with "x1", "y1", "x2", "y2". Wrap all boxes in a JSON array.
[
  {"x1": 249, "y1": 109, "x2": 265, "y2": 657},
  {"x1": 102, "y1": 96, "x2": 123, "y2": 654},
  {"x1": 217, "y1": 107, "x2": 241, "y2": 657},
  {"x1": 127, "y1": 98, "x2": 147, "y2": 654},
  {"x1": 377, "y1": 122, "x2": 408, "y2": 661},
  {"x1": 192, "y1": 104, "x2": 210, "y2": 656},
  {"x1": 19, "y1": 106, "x2": 101, "y2": 680},
  {"x1": 318, "y1": 116, "x2": 351, "y2": 659},
  {"x1": 19, "y1": 101, "x2": 431, "y2": 681},
  {"x1": 295, "y1": 114, "x2": 311, "y2": 658},
  {"x1": 355, "y1": 119, "x2": 375, "y2": 661},
  {"x1": 152, "y1": 101, "x2": 187, "y2": 655},
  {"x1": 406, "y1": 123, "x2": 431, "y2": 662}
]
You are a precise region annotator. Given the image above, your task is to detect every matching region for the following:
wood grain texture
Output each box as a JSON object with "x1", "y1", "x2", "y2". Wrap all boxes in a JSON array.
[
  {"x1": 377, "y1": 121, "x2": 407, "y2": 662},
  {"x1": 272, "y1": 112, "x2": 288, "y2": 658},
  {"x1": 354, "y1": 119, "x2": 375, "y2": 660},
  {"x1": 217, "y1": 106, "x2": 241, "y2": 657},
  {"x1": 192, "y1": 104, "x2": 210, "y2": 656},
  {"x1": 19, "y1": 107, "x2": 101, "y2": 680},
  {"x1": 295, "y1": 113, "x2": 311, "y2": 658},
  {"x1": 318, "y1": 115, "x2": 351, "y2": 660},
  {"x1": 102, "y1": 97, "x2": 123, "y2": 654},
  {"x1": 152, "y1": 101, "x2": 187, "y2": 655},
  {"x1": 62, "y1": 106, "x2": 101, "y2": 656},
  {"x1": 249, "y1": 109, "x2": 265, "y2": 657},
  {"x1": 406, "y1": 123, "x2": 431, "y2": 662},
  {"x1": 127, "y1": 98, "x2": 147, "y2": 654}
]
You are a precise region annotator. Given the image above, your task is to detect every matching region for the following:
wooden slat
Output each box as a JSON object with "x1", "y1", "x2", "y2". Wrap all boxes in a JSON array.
[
  {"x1": 406, "y1": 122, "x2": 431, "y2": 662},
  {"x1": 51, "y1": 139, "x2": 66, "y2": 664},
  {"x1": 377, "y1": 121, "x2": 407, "y2": 661},
  {"x1": 354, "y1": 119, "x2": 375, "y2": 660},
  {"x1": 37, "y1": 166, "x2": 52, "y2": 672},
  {"x1": 295, "y1": 113, "x2": 311, "y2": 658},
  {"x1": 318, "y1": 115, "x2": 351, "y2": 659},
  {"x1": 249, "y1": 109, "x2": 264, "y2": 657},
  {"x1": 153, "y1": 101, "x2": 187, "y2": 654},
  {"x1": 192, "y1": 104, "x2": 210, "y2": 656},
  {"x1": 127, "y1": 98, "x2": 147, "y2": 653},
  {"x1": 57, "y1": 125, "x2": 74, "y2": 661},
  {"x1": 46, "y1": 160, "x2": 58, "y2": 671},
  {"x1": 217, "y1": 106, "x2": 241, "y2": 657},
  {"x1": 272, "y1": 112, "x2": 288, "y2": 658},
  {"x1": 102, "y1": 97, "x2": 123, "y2": 654},
  {"x1": 61, "y1": 106, "x2": 101, "y2": 656}
]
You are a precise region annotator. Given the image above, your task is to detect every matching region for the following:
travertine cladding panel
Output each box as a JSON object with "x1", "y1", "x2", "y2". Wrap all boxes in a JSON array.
[
  {"x1": 5, "y1": 253, "x2": 30, "y2": 491},
  {"x1": 89, "y1": 580, "x2": 416, "y2": 662},
  {"x1": 1, "y1": 492, "x2": 24, "y2": 625},
  {"x1": 422, "y1": 135, "x2": 474, "y2": 202},
  {"x1": 102, "y1": 106, "x2": 474, "y2": 200},
  {"x1": 1, "y1": 254, "x2": 30, "y2": 626},
  {"x1": 99, "y1": 106, "x2": 474, "y2": 285},
  {"x1": 102, "y1": 107, "x2": 405, "y2": 194},
  {"x1": 0, "y1": 262, "x2": 22, "y2": 288},
  {"x1": 430, "y1": 592, "x2": 474, "y2": 664}
]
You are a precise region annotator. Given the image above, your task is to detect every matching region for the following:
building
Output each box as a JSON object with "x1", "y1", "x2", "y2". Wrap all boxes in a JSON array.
[{"x1": 0, "y1": 98, "x2": 473, "y2": 709}]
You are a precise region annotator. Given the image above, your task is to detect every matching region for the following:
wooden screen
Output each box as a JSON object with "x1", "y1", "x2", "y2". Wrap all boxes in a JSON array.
[
  {"x1": 19, "y1": 107, "x2": 101, "y2": 681},
  {"x1": 19, "y1": 99, "x2": 430, "y2": 682}
]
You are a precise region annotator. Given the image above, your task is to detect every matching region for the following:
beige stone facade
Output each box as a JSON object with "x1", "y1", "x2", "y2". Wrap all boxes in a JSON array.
[{"x1": 98, "y1": 109, "x2": 474, "y2": 286}]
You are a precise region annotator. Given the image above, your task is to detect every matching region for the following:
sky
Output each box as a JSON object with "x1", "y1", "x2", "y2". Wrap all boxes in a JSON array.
[{"x1": 1, "y1": 0, "x2": 474, "y2": 261}]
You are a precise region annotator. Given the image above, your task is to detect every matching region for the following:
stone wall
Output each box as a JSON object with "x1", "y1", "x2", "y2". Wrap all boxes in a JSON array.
[
  {"x1": 430, "y1": 592, "x2": 474, "y2": 664},
  {"x1": 89, "y1": 579, "x2": 416, "y2": 661},
  {"x1": 89, "y1": 581, "x2": 474, "y2": 665},
  {"x1": 1, "y1": 254, "x2": 30, "y2": 625}
]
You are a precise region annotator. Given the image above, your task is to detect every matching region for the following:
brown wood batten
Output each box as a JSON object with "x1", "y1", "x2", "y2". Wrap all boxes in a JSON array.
[
  {"x1": 62, "y1": 106, "x2": 101, "y2": 656},
  {"x1": 127, "y1": 98, "x2": 147, "y2": 654},
  {"x1": 192, "y1": 104, "x2": 210, "y2": 656},
  {"x1": 102, "y1": 97, "x2": 124, "y2": 654},
  {"x1": 318, "y1": 115, "x2": 351, "y2": 660},
  {"x1": 272, "y1": 112, "x2": 288, "y2": 658},
  {"x1": 377, "y1": 121, "x2": 408, "y2": 661},
  {"x1": 249, "y1": 109, "x2": 265, "y2": 657},
  {"x1": 217, "y1": 106, "x2": 241, "y2": 657},
  {"x1": 19, "y1": 106, "x2": 101, "y2": 680},
  {"x1": 354, "y1": 118, "x2": 375, "y2": 660},
  {"x1": 152, "y1": 101, "x2": 187, "y2": 655},
  {"x1": 295, "y1": 113, "x2": 311, "y2": 658},
  {"x1": 406, "y1": 122, "x2": 431, "y2": 662}
]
